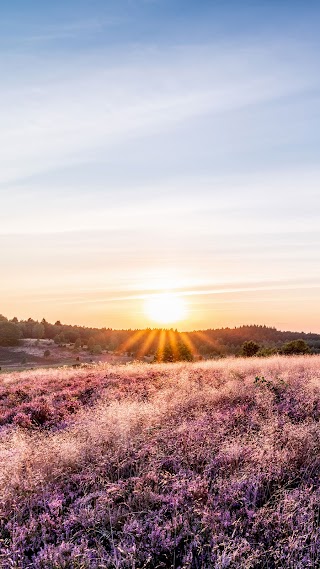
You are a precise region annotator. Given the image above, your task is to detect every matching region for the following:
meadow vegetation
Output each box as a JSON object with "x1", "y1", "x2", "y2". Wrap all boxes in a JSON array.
[{"x1": 0, "y1": 355, "x2": 320, "y2": 568}]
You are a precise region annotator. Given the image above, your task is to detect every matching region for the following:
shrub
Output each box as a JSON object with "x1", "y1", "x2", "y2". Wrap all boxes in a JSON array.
[
  {"x1": 91, "y1": 344, "x2": 102, "y2": 355},
  {"x1": 13, "y1": 412, "x2": 33, "y2": 429},
  {"x1": 257, "y1": 346, "x2": 279, "y2": 357},
  {"x1": 281, "y1": 339, "x2": 311, "y2": 355},
  {"x1": 29, "y1": 402, "x2": 53, "y2": 426},
  {"x1": 54, "y1": 333, "x2": 66, "y2": 345},
  {"x1": 240, "y1": 340, "x2": 260, "y2": 357}
]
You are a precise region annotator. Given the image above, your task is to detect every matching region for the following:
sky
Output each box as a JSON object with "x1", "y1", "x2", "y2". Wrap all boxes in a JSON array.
[{"x1": 1, "y1": 0, "x2": 320, "y2": 331}]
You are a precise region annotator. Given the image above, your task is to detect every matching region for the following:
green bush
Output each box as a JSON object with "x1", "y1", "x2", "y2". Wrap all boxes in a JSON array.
[
  {"x1": 257, "y1": 347, "x2": 279, "y2": 357},
  {"x1": 281, "y1": 339, "x2": 311, "y2": 355},
  {"x1": 240, "y1": 340, "x2": 260, "y2": 357},
  {"x1": 92, "y1": 344, "x2": 102, "y2": 355}
]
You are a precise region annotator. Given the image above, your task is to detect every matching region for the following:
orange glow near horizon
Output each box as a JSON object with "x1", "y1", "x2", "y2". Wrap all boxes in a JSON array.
[
  {"x1": 136, "y1": 329, "x2": 157, "y2": 358},
  {"x1": 168, "y1": 329, "x2": 179, "y2": 359},
  {"x1": 3, "y1": 274, "x2": 320, "y2": 333},
  {"x1": 180, "y1": 332, "x2": 198, "y2": 357},
  {"x1": 117, "y1": 329, "x2": 147, "y2": 354},
  {"x1": 157, "y1": 329, "x2": 167, "y2": 361},
  {"x1": 111, "y1": 327, "x2": 199, "y2": 361}
]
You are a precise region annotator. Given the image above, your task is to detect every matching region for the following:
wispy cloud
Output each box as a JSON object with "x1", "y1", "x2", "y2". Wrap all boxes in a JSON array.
[
  {"x1": 0, "y1": 40, "x2": 315, "y2": 185},
  {"x1": 1, "y1": 11, "x2": 320, "y2": 330},
  {"x1": 28, "y1": 278, "x2": 320, "y2": 305},
  {"x1": 1, "y1": 167, "x2": 320, "y2": 235},
  {"x1": 0, "y1": 16, "x2": 123, "y2": 47}
]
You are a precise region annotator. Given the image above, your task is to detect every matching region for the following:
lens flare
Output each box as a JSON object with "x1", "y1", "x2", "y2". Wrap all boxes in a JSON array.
[{"x1": 144, "y1": 293, "x2": 187, "y2": 324}]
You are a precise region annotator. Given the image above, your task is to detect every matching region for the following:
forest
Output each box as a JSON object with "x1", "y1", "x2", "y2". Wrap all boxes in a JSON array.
[{"x1": 0, "y1": 314, "x2": 318, "y2": 357}]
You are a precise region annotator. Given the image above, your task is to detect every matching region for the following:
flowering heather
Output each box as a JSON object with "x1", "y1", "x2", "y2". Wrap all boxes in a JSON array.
[{"x1": 0, "y1": 356, "x2": 320, "y2": 568}]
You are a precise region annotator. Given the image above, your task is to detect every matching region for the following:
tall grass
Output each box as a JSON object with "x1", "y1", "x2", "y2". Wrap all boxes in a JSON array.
[{"x1": 0, "y1": 356, "x2": 320, "y2": 568}]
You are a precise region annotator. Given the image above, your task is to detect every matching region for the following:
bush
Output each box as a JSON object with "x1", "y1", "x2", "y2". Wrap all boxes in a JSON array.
[
  {"x1": 240, "y1": 340, "x2": 260, "y2": 357},
  {"x1": 87, "y1": 337, "x2": 96, "y2": 351},
  {"x1": 29, "y1": 402, "x2": 53, "y2": 426},
  {"x1": 257, "y1": 347, "x2": 279, "y2": 357},
  {"x1": 54, "y1": 333, "x2": 66, "y2": 345},
  {"x1": 13, "y1": 412, "x2": 33, "y2": 429},
  {"x1": 91, "y1": 344, "x2": 102, "y2": 355},
  {"x1": 281, "y1": 339, "x2": 311, "y2": 355}
]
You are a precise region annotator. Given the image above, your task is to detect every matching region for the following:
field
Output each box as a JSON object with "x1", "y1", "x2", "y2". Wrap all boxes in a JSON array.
[
  {"x1": 0, "y1": 339, "x2": 133, "y2": 373},
  {"x1": 0, "y1": 356, "x2": 320, "y2": 568}
]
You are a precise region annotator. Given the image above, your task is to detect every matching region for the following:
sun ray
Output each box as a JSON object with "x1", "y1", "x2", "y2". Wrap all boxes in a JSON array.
[
  {"x1": 118, "y1": 329, "x2": 147, "y2": 355},
  {"x1": 168, "y1": 329, "x2": 179, "y2": 360},
  {"x1": 137, "y1": 329, "x2": 157, "y2": 358},
  {"x1": 192, "y1": 331, "x2": 222, "y2": 356},
  {"x1": 155, "y1": 329, "x2": 167, "y2": 362},
  {"x1": 180, "y1": 331, "x2": 198, "y2": 358}
]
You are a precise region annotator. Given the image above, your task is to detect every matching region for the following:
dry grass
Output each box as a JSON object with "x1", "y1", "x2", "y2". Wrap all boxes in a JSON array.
[{"x1": 1, "y1": 356, "x2": 320, "y2": 568}]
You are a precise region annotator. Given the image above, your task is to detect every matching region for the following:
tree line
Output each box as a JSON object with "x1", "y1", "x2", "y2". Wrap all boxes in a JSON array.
[{"x1": 0, "y1": 315, "x2": 317, "y2": 358}]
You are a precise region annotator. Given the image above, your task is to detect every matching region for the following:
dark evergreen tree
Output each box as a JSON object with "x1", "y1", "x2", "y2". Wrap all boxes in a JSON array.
[{"x1": 240, "y1": 340, "x2": 260, "y2": 357}]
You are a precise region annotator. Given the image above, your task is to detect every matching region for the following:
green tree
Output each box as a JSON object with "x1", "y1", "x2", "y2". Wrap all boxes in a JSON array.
[
  {"x1": 240, "y1": 340, "x2": 260, "y2": 357},
  {"x1": 177, "y1": 341, "x2": 193, "y2": 361},
  {"x1": 0, "y1": 322, "x2": 22, "y2": 346},
  {"x1": 154, "y1": 341, "x2": 193, "y2": 362},
  {"x1": 74, "y1": 338, "x2": 82, "y2": 349},
  {"x1": 281, "y1": 339, "x2": 311, "y2": 355},
  {"x1": 32, "y1": 323, "x2": 44, "y2": 340},
  {"x1": 155, "y1": 344, "x2": 175, "y2": 362},
  {"x1": 54, "y1": 333, "x2": 66, "y2": 345}
]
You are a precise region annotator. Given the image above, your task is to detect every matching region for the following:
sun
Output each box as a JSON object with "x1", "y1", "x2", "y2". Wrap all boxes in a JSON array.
[{"x1": 144, "y1": 293, "x2": 187, "y2": 324}]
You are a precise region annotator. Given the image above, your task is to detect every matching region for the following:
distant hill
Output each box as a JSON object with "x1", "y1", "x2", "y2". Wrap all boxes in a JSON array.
[
  {"x1": 1, "y1": 314, "x2": 320, "y2": 356},
  {"x1": 189, "y1": 324, "x2": 320, "y2": 355}
]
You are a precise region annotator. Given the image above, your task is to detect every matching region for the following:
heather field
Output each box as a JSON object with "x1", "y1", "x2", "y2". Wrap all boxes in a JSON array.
[{"x1": 1, "y1": 357, "x2": 320, "y2": 568}]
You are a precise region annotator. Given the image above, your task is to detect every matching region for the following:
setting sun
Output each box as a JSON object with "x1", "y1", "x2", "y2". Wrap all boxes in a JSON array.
[{"x1": 144, "y1": 293, "x2": 187, "y2": 324}]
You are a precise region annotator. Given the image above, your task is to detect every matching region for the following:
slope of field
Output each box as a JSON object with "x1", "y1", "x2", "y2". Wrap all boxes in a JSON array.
[
  {"x1": 0, "y1": 356, "x2": 320, "y2": 568},
  {"x1": 0, "y1": 338, "x2": 133, "y2": 372}
]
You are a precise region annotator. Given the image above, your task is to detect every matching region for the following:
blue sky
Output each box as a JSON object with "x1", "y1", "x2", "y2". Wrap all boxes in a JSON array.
[{"x1": 1, "y1": 0, "x2": 320, "y2": 330}]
